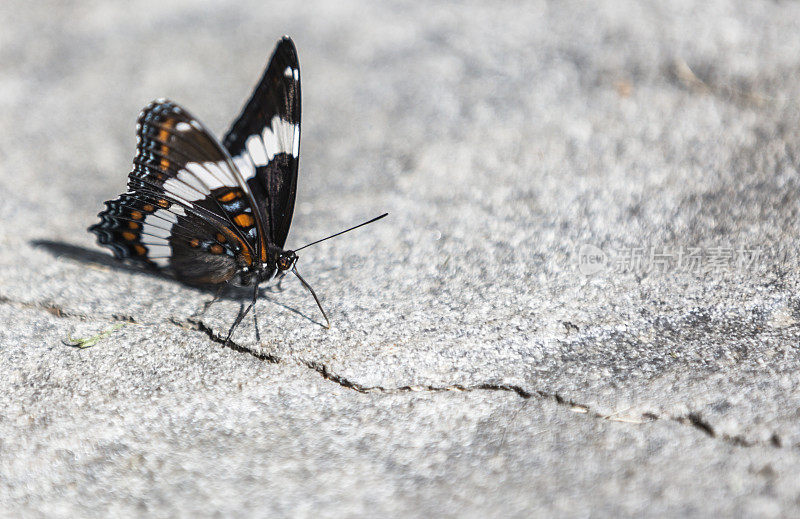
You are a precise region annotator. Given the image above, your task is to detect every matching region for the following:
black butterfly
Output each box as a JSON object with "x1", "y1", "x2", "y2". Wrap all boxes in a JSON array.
[{"x1": 89, "y1": 37, "x2": 386, "y2": 337}]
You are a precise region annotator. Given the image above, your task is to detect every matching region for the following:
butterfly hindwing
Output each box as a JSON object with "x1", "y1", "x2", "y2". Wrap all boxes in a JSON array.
[
  {"x1": 90, "y1": 190, "x2": 249, "y2": 284},
  {"x1": 223, "y1": 36, "x2": 300, "y2": 250}
]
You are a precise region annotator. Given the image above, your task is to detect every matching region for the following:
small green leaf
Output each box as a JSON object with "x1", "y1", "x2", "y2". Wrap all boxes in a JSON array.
[{"x1": 63, "y1": 322, "x2": 129, "y2": 349}]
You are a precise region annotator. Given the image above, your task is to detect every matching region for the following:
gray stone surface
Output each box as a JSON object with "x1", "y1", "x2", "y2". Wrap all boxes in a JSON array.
[{"x1": 2, "y1": 0, "x2": 800, "y2": 516}]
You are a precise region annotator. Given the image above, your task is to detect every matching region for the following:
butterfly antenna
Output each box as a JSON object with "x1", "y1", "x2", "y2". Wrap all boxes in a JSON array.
[
  {"x1": 293, "y1": 213, "x2": 388, "y2": 252},
  {"x1": 292, "y1": 265, "x2": 330, "y2": 328}
]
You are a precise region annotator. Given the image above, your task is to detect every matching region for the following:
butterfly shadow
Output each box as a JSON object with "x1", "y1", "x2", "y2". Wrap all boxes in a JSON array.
[{"x1": 31, "y1": 239, "x2": 323, "y2": 326}]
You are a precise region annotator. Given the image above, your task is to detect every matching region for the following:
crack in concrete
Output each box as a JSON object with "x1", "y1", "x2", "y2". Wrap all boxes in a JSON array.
[
  {"x1": 673, "y1": 413, "x2": 783, "y2": 449},
  {"x1": 0, "y1": 295, "x2": 790, "y2": 451},
  {"x1": 181, "y1": 317, "x2": 280, "y2": 364},
  {"x1": 302, "y1": 358, "x2": 537, "y2": 397},
  {"x1": 0, "y1": 295, "x2": 136, "y2": 323},
  {"x1": 300, "y1": 360, "x2": 789, "y2": 450},
  {"x1": 283, "y1": 361, "x2": 792, "y2": 452}
]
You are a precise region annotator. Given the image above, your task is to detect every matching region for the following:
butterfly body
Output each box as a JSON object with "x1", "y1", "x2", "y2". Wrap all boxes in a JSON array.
[{"x1": 90, "y1": 37, "x2": 301, "y2": 291}]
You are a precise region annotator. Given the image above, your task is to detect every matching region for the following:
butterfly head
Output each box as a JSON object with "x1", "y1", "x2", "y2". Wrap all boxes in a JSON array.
[{"x1": 277, "y1": 250, "x2": 297, "y2": 272}]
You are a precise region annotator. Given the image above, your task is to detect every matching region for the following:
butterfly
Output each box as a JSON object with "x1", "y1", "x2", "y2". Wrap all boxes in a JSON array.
[{"x1": 89, "y1": 36, "x2": 386, "y2": 338}]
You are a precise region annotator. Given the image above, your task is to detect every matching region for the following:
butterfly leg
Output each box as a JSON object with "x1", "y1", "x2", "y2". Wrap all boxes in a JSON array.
[
  {"x1": 252, "y1": 284, "x2": 261, "y2": 343},
  {"x1": 274, "y1": 271, "x2": 287, "y2": 292},
  {"x1": 292, "y1": 265, "x2": 331, "y2": 329},
  {"x1": 199, "y1": 284, "x2": 226, "y2": 318},
  {"x1": 225, "y1": 284, "x2": 260, "y2": 344},
  {"x1": 266, "y1": 271, "x2": 287, "y2": 293}
]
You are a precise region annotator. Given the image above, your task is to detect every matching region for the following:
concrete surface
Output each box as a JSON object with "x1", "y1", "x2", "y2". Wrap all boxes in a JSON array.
[{"x1": 2, "y1": 0, "x2": 800, "y2": 516}]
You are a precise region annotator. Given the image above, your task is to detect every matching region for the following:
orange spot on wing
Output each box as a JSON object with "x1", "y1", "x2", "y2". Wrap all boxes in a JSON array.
[
  {"x1": 128, "y1": 221, "x2": 140, "y2": 229},
  {"x1": 218, "y1": 191, "x2": 239, "y2": 202},
  {"x1": 210, "y1": 244, "x2": 224, "y2": 254},
  {"x1": 157, "y1": 199, "x2": 169, "y2": 208},
  {"x1": 130, "y1": 210, "x2": 143, "y2": 220},
  {"x1": 215, "y1": 233, "x2": 226, "y2": 243},
  {"x1": 158, "y1": 123, "x2": 171, "y2": 142},
  {"x1": 142, "y1": 205, "x2": 155, "y2": 212},
  {"x1": 234, "y1": 214, "x2": 254, "y2": 227},
  {"x1": 134, "y1": 244, "x2": 147, "y2": 256},
  {"x1": 159, "y1": 119, "x2": 175, "y2": 170},
  {"x1": 189, "y1": 238, "x2": 200, "y2": 248},
  {"x1": 260, "y1": 233, "x2": 268, "y2": 263},
  {"x1": 122, "y1": 231, "x2": 137, "y2": 241}
]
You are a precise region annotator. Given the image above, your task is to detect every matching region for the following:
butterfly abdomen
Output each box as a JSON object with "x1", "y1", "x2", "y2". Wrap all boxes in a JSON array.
[{"x1": 169, "y1": 241, "x2": 238, "y2": 285}]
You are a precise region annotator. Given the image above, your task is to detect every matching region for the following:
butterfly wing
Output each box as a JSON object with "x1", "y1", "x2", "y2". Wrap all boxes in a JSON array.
[
  {"x1": 223, "y1": 36, "x2": 300, "y2": 250},
  {"x1": 90, "y1": 100, "x2": 264, "y2": 285}
]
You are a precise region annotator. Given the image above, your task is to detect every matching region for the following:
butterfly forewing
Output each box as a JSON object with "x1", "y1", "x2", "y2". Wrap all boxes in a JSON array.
[
  {"x1": 223, "y1": 36, "x2": 300, "y2": 250},
  {"x1": 132, "y1": 100, "x2": 259, "y2": 244}
]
